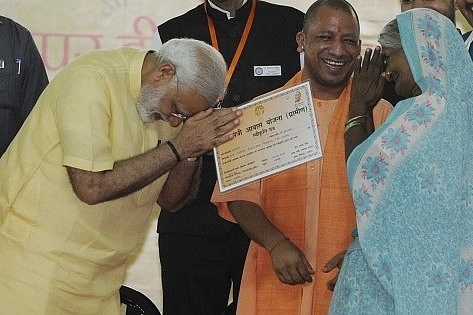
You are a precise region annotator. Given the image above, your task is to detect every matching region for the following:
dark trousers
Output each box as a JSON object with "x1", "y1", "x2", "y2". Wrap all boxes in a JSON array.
[{"x1": 159, "y1": 225, "x2": 250, "y2": 315}]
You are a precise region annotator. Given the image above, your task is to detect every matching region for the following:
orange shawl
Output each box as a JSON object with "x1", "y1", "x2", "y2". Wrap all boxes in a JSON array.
[{"x1": 253, "y1": 73, "x2": 355, "y2": 314}]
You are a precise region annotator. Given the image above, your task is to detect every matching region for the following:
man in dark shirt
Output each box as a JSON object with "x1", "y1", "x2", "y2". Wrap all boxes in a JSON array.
[
  {"x1": 151, "y1": 1, "x2": 304, "y2": 314},
  {"x1": 0, "y1": 16, "x2": 48, "y2": 156}
]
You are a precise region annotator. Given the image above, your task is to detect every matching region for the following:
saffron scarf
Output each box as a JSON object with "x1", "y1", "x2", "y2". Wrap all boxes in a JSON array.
[{"x1": 254, "y1": 72, "x2": 356, "y2": 314}]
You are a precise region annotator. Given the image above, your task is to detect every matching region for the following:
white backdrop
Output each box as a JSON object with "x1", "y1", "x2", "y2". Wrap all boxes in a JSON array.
[
  {"x1": 2, "y1": 0, "x2": 469, "y2": 311},
  {"x1": 3, "y1": 0, "x2": 406, "y2": 80}
]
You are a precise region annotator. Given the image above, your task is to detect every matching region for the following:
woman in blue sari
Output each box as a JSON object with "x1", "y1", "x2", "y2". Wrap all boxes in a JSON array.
[{"x1": 330, "y1": 8, "x2": 473, "y2": 314}]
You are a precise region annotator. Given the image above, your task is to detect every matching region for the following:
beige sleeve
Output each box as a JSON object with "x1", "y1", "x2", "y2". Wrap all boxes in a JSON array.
[{"x1": 373, "y1": 98, "x2": 394, "y2": 128}]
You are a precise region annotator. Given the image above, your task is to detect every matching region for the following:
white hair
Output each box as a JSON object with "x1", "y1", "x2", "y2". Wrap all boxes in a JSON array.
[
  {"x1": 378, "y1": 19, "x2": 402, "y2": 50},
  {"x1": 154, "y1": 38, "x2": 227, "y2": 106}
]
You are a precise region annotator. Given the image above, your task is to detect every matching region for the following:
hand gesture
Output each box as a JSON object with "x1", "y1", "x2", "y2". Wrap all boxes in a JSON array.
[
  {"x1": 270, "y1": 239, "x2": 315, "y2": 285},
  {"x1": 350, "y1": 46, "x2": 386, "y2": 115},
  {"x1": 323, "y1": 250, "x2": 346, "y2": 291},
  {"x1": 173, "y1": 107, "x2": 241, "y2": 159}
]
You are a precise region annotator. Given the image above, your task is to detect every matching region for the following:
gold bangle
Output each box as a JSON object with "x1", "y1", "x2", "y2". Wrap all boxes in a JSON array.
[
  {"x1": 345, "y1": 115, "x2": 367, "y2": 127},
  {"x1": 344, "y1": 121, "x2": 366, "y2": 134}
]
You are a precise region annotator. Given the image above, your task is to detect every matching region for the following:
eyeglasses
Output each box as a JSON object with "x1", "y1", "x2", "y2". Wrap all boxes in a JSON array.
[
  {"x1": 169, "y1": 75, "x2": 187, "y2": 120},
  {"x1": 170, "y1": 100, "x2": 222, "y2": 121},
  {"x1": 214, "y1": 100, "x2": 222, "y2": 109},
  {"x1": 170, "y1": 112, "x2": 187, "y2": 120},
  {"x1": 170, "y1": 75, "x2": 223, "y2": 121}
]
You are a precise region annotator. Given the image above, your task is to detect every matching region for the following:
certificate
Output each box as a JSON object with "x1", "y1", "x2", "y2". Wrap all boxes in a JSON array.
[{"x1": 214, "y1": 81, "x2": 322, "y2": 192}]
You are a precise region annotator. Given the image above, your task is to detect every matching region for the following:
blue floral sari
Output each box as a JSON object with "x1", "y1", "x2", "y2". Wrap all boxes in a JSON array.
[{"x1": 330, "y1": 9, "x2": 473, "y2": 314}]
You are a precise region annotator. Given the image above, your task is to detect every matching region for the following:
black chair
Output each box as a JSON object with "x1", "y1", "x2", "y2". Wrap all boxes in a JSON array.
[{"x1": 120, "y1": 285, "x2": 161, "y2": 315}]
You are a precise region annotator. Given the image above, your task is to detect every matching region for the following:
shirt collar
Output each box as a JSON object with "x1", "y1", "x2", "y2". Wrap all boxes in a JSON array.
[{"x1": 207, "y1": 0, "x2": 248, "y2": 20}]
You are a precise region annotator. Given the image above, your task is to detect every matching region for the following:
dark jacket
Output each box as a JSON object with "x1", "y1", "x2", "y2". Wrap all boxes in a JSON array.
[
  {"x1": 0, "y1": 16, "x2": 48, "y2": 156},
  {"x1": 157, "y1": 1, "x2": 304, "y2": 235}
]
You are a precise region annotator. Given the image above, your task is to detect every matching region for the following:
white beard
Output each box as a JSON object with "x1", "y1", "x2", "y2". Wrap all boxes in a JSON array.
[{"x1": 136, "y1": 84, "x2": 167, "y2": 123}]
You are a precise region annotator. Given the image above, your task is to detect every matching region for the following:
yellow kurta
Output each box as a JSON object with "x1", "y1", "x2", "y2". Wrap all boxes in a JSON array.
[
  {"x1": 212, "y1": 71, "x2": 392, "y2": 314},
  {"x1": 0, "y1": 48, "x2": 179, "y2": 314}
]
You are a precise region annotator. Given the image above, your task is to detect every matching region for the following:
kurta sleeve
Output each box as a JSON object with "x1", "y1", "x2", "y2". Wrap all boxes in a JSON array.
[
  {"x1": 211, "y1": 180, "x2": 262, "y2": 223},
  {"x1": 373, "y1": 99, "x2": 393, "y2": 128},
  {"x1": 55, "y1": 70, "x2": 114, "y2": 171}
]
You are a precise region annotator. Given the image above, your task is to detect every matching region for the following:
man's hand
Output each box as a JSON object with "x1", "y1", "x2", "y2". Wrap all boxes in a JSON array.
[
  {"x1": 270, "y1": 239, "x2": 315, "y2": 285},
  {"x1": 349, "y1": 46, "x2": 386, "y2": 116},
  {"x1": 323, "y1": 250, "x2": 346, "y2": 291},
  {"x1": 173, "y1": 107, "x2": 242, "y2": 159}
]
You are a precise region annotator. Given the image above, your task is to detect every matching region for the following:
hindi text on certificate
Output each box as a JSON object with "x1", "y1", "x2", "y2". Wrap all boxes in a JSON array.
[{"x1": 214, "y1": 81, "x2": 322, "y2": 192}]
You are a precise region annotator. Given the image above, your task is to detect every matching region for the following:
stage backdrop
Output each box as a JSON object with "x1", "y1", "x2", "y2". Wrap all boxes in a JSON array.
[
  {"x1": 3, "y1": 0, "x2": 470, "y2": 311},
  {"x1": 3, "y1": 0, "x2": 407, "y2": 80},
  {"x1": 3, "y1": 1, "x2": 470, "y2": 79}
]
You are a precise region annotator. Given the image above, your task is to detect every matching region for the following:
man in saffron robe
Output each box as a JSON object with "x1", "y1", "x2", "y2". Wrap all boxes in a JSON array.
[{"x1": 211, "y1": 0, "x2": 392, "y2": 314}]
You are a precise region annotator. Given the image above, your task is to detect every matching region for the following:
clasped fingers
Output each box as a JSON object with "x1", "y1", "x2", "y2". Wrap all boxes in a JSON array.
[
  {"x1": 203, "y1": 108, "x2": 242, "y2": 145},
  {"x1": 177, "y1": 108, "x2": 242, "y2": 156}
]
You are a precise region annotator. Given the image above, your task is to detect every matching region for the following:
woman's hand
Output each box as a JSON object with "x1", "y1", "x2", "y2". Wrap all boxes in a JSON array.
[{"x1": 349, "y1": 46, "x2": 386, "y2": 117}]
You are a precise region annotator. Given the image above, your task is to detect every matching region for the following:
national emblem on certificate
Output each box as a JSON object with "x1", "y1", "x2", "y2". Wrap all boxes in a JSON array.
[{"x1": 214, "y1": 81, "x2": 322, "y2": 192}]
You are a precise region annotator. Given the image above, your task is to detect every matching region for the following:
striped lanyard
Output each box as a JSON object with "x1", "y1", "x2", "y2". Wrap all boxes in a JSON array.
[{"x1": 204, "y1": 0, "x2": 256, "y2": 86}]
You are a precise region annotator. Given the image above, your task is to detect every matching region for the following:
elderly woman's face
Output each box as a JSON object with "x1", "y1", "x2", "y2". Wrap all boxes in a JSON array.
[{"x1": 382, "y1": 47, "x2": 421, "y2": 98}]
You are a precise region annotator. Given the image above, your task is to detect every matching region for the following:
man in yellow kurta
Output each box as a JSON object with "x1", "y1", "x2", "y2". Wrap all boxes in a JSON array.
[
  {"x1": 0, "y1": 38, "x2": 242, "y2": 314},
  {"x1": 212, "y1": 1, "x2": 392, "y2": 314}
]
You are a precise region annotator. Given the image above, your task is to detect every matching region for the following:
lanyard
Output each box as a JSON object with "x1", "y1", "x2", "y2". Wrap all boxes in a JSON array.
[{"x1": 204, "y1": 0, "x2": 256, "y2": 86}]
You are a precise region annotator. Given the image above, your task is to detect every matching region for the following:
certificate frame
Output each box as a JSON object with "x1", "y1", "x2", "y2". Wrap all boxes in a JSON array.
[{"x1": 214, "y1": 81, "x2": 322, "y2": 192}]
